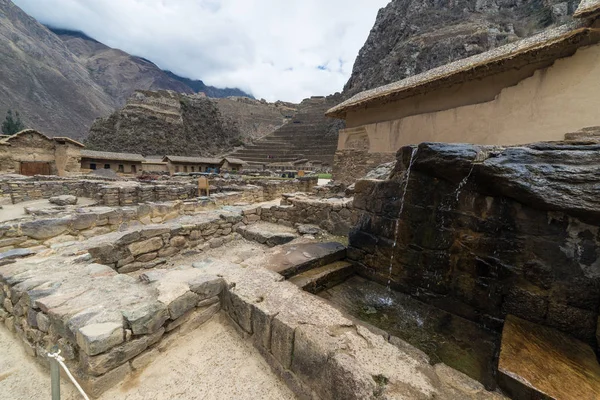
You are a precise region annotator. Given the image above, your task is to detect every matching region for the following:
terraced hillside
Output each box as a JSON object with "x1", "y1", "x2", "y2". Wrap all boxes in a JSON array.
[{"x1": 228, "y1": 95, "x2": 343, "y2": 167}]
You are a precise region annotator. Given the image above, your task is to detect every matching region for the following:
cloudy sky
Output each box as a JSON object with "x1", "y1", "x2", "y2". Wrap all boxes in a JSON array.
[{"x1": 13, "y1": 0, "x2": 390, "y2": 102}]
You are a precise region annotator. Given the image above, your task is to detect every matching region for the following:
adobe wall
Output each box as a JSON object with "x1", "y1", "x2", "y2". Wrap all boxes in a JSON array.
[
  {"x1": 54, "y1": 143, "x2": 81, "y2": 176},
  {"x1": 141, "y1": 162, "x2": 169, "y2": 173},
  {"x1": 81, "y1": 159, "x2": 141, "y2": 174},
  {"x1": 337, "y1": 43, "x2": 600, "y2": 172},
  {"x1": 0, "y1": 132, "x2": 58, "y2": 175}
]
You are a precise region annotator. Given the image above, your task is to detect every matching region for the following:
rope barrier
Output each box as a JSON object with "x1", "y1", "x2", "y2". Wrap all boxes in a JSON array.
[{"x1": 47, "y1": 349, "x2": 90, "y2": 400}]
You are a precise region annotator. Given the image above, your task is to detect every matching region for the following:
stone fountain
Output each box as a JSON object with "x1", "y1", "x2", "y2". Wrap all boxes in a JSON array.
[{"x1": 332, "y1": 139, "x2": 600, "y2": 398}]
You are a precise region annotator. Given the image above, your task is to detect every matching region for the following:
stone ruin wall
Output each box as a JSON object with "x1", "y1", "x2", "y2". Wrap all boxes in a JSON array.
[
  {"x1": 333, "y1": 149, "x2": 396, "y2": 185},
  {"x1": 0, "y1": 207, "x2": 274, "y2": 395},
  {"x1": 349, "y1": 143, "x2": 600, "y2": 351},
  {"x1": 1, "y1": 176, "x2": 318, "y2": 206},
  {"x1": 0, "y1": 174, "x2": 502, "y2": 399},
  {"x1": 0, "y1": 264, "x2": 225, "y2": 397},
  {"x1": 85, "y1": 208, "x2": 265, "y2": 274},
  {"x1": 0, "y1": 229, "x2": 494, "y2": 399},
  {"x1": 261, "y1": 195, "x2": 358, "y2": 237}
]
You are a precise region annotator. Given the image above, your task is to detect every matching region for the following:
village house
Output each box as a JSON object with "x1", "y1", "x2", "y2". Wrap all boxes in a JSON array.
[
  {"x1": 220, "y1": 157, "x2": 247, "y2": 172},
  {"x1": 326, "y1": 3, "x2": 600, "y2": 183},
  {"x1": 141, "y1": 156, "x2": 169, "y2": 173},
  {"x1": 162, "y1": 155, "x2": 222, "y2": 174},
  {"x1": 80, "y1": 150, "x2": 145, "y2": 175},
  {"x1": 0, "y1": 129, "x2": 83, "y2": 176}
]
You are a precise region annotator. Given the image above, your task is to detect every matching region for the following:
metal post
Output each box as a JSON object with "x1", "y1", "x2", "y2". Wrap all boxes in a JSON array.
[{"x1": 50, "y1": 346, "x2": 60, "y2": 400}]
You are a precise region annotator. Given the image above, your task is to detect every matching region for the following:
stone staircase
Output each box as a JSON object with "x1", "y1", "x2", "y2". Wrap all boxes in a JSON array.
[
  {"x1": 228, "y1": 96, "x2": 342, "y2": 167},
  {"x1": 288, "y1": 260, "x2": 354, "y2": 294},
  {"x1": 261, "y1": 241, "x2": 355, "y2": 294}
]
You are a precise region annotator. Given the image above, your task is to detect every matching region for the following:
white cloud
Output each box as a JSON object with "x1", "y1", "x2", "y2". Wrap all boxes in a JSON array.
[{"x1": 12, "y1": 0, "x2": 390, "y2": 102}]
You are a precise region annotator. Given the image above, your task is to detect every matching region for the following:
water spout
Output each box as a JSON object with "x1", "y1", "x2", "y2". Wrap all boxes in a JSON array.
[{"x1": 387, "y1": 147, "x2": 418, "y2": 289}]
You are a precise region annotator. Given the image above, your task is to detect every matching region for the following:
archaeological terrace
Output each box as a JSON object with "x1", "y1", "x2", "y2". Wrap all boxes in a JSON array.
[
  {"x1": 3, "y1": 1, "x2": 600, "y2": 399},
  {"x1": 0, "y1": 166, "x2": 511, "y2": 399}
]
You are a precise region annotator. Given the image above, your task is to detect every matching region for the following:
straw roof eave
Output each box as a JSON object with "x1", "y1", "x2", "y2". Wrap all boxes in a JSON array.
[
  {"x1": 80, "y1": 150, "x2": 145, "y2": 162},
  {"x1": 326, "y1": 22, "x2": 598, "y2": 119}
]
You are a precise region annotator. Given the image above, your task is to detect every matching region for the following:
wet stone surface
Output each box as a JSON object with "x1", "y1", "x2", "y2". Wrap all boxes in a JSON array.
[{"x1": 320, "y1": 275, "x2": 500, "y2": 390}]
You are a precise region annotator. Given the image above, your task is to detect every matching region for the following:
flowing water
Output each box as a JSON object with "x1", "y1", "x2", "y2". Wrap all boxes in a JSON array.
[
  {"x1": 452, "y1": 164, "x2": 475, "y2": 202},
  {"x1": 438, "y1": 163, "x2": 475, "y2": 228},
  {"x1": 387, "y1": 148, "x2": 418, "y2": 288},
  {"x1": 320, "y1": 276, "x2": 500, "y2": 390}
]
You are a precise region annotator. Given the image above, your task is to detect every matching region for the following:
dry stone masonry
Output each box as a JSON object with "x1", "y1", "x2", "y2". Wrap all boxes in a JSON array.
[
  {"x1": 0, "y1": 175, "x2": 317, "y2": 206},
  {"x1": 350, "y1": 141, "x2": 600, "y2": 361}
]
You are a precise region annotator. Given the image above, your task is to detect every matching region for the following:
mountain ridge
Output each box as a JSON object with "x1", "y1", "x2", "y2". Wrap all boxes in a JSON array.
[{"x1": 48, "y1": 26, "x2": 253, "y2": 103}]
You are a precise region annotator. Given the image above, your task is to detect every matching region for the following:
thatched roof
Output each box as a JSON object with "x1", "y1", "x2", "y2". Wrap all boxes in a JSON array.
[
  {"x1": 53, "y1": 137, "x2": 85, "y2": 147},
  {"x1": 0, "y1": 129, "x2": 51, "y2": 145},
  {"x1": 326, "y1": 21, "x2": 600, "y2": 119},
  {"x1": 222, "y1": 157, "x2": 247, "y2": 165},
  {"x1": 574, "y1": 0, "x2": 600, "y2": 18},
  {"x1": 81, "y1": 150, "x2": 145, "y2": 162},
  {"x1": 163, "y1": 155, "x2": 222, "y2": 164}
]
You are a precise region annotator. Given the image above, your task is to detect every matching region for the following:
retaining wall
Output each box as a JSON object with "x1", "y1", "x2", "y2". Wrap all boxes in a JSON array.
[
  {"x1": 2, "y1": 176, "x2": 317, "y2": 206},
  {"x1": 260, "y1": 195, "x2": 358, "y2": 236}
]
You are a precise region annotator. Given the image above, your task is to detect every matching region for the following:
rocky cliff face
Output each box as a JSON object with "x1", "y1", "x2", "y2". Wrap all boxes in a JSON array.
[
  {"x1": 350, "y1": 140, "x2": 600, "y2": 350},
  {"x1": 85, "y1": 90, "x2": 243, "y2": 156},
  {"x1": 0, "y1": 0, "x2": 116, "y2": 140},
  {"x1": 344, "y1": 0, "x2": 581, "y2": 96}
]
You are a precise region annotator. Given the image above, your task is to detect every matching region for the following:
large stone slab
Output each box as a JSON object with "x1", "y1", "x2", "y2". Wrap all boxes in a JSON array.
[
  {"x1": 49, "y1": 195, "x2": 78, "y2": 206},
  {"x1": 20, "y1": 218, "x2": 70, "y2": 240},
  {"x1": 236, "y1": 222, "x2": 297, "y2": 247},
  {"x1": 498, "y1": 315, "x2": 600, "y2": 399},
  {"x1": 264, "y1": 242, "x2": 346, "y2": 278}
]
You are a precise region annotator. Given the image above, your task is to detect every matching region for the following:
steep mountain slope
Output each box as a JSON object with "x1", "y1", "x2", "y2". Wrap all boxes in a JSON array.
[
  {"x1": 50, "y1": 28, "x2": 193, "y2": 105},
  {"x1": 344, "y1": 0, "x2": 580, "y2": 96},
  {"x1": 86, "y1": 90, "x2": 244, "y2": 156},
  {"x1": 50, "y1": 28, "x2": 253, "y2": 103},
  {"x1": 0, "y1": 0, "x2": 116, "y2": 139}
]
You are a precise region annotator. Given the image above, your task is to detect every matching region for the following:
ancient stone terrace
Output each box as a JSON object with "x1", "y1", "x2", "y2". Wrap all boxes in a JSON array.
[
  {"x1": 0, "y1": 181, "x2": 504, "y2": 399},
  {"x1": 229, "y1": 96, "x2": 341, "y2": 167}
]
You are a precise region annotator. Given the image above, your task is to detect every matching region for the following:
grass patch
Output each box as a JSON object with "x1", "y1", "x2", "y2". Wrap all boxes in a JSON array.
[{"x1": 317, "y1": 173, "x2": 332, "y2": 179}]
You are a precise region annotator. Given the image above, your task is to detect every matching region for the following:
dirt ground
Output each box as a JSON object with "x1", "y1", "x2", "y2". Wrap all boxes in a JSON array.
[
  {"x1": 0, "y1": 197, "x2": 96, "y2": 223},
  {"x1": 0, "y1": 314, "x2": 296, "y2": 400}
]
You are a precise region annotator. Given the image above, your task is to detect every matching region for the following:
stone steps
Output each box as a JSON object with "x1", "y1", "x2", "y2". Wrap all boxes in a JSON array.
[
  {"x1": 498, "y1": 314, "x2": 600, "y2": 399},
  {"x1": 229, "y1": 97, "x2": 339, "y2": 166},
  {"x1": 288, "y1": 260, "x2": 354, "y2": 294},
  {"x1": 262, "y1": 242, "x2": 346, "y2": 279}
]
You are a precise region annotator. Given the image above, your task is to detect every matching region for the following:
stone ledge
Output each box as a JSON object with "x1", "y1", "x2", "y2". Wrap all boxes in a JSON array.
[{"x1": 201, "y1": 261, "x2": 505, "y2": 400}]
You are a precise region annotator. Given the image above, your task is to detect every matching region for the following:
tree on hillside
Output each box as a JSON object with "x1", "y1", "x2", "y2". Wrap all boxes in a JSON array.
[{"x1": 1, "y1": 110, "x2": 25, "y2": 135}]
